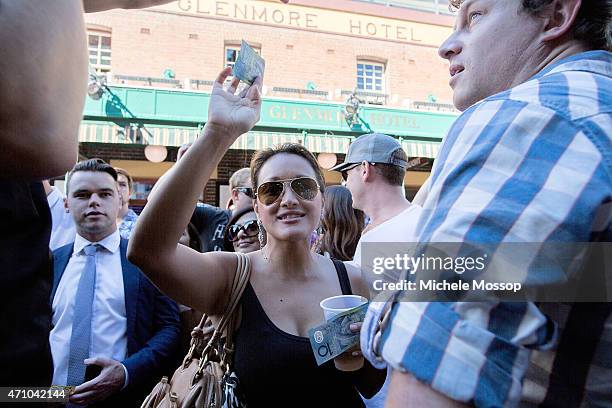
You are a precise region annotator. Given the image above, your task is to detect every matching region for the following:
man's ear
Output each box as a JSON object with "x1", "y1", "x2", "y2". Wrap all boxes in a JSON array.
[
  {"x1": 230, "y1": 188, "x2": 240, "y2": 203},
  {"x1": 540, "y1": 0, "x2": 581, "y2": 43},
  {"x1": 253, "y1": 199, "x2": 260, "y2": 218},
  {"x1": 64, "y1": 197, "x2": 70, "y2": 213},
  {"x1": 362, "y1": 161, "x2": 375, "y2": 182}
]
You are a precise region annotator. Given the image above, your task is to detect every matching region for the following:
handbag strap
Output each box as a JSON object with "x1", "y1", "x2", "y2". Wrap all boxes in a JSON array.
[
  {"x1": 197, "y1": 253, "x2": 251, "y2": 372},
  {"x1": 218, "y1": 253, "x2": 250, "y2": 334},
  {"x1": 184, "y1": 313, "x2": 212, "y2": 363}
]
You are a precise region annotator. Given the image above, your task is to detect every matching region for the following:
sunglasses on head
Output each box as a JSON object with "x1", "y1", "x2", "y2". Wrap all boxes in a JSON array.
[
  {"x1": 233, "y1": 187, "x2": 254, "y2": 198},
  {"x1": 256, "y1": 177, "x2": 320, "y2": 205},
  {"x1": 227, "y1": 219, "x2": 259, "y2": 242}
]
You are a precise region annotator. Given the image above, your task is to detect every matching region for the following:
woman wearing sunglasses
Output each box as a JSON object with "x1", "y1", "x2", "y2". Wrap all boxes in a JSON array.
[
  {"x1": 223, "y1": 208, "x2": 261, "y2": 254},
  {"x1": 128, "y1": 68, "x2": 384, "y2": 406}
]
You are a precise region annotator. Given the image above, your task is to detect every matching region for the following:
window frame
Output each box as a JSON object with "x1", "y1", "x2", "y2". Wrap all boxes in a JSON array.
[
  {"x1": 88, "y1": 30, "x2": 112, "y2": 74},
  {"x1": 356, "y1": 60, "x2": 386, "y2": 93}
]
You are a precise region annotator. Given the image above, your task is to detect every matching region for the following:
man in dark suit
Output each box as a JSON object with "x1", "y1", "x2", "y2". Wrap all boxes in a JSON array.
[{"x1": 50, "y1": 158, "x2": 180, "y2": 406}]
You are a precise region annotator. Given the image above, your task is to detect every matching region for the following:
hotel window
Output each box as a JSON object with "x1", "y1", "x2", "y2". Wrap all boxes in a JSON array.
[
  {"x1": 225, "y1": 44, "x2": 261, "y2": 69},
  {"x1": 356, "y1": 61, "x2": 385, "y2": 92},
  {"x1": 88, "y1": 31, "x2": 112, "y2": 73}
]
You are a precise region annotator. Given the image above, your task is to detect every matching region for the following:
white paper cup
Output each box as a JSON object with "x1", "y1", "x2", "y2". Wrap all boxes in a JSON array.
[
  {"x1": 320, "y1": 295, "x2": 367, "y2": 321},
  {"x1": 319, "y1": 295, "x2": 367, "y2": 371}
]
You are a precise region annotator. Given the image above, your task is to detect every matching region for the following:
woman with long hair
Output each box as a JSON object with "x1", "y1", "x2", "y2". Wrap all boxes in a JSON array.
[
  {"x1": 317, "y1": 185, "x2": 365, "y2": 261},
  {"x1": 128, "y1": 68, "x2": 384, "y2": 406}
]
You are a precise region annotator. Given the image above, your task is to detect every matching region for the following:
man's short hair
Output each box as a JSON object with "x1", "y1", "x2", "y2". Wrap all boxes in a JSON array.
[
  {"x1": 375, "y1": 148, "x2": 407, "y2": 186},
  {"x1": 229, "y1": 168, "x2": 251, "y2": 190},
  {"x1": 449, "y1": 0, "x2": 611, "y2": 51},
  {"x1": 114, "y1": 167, "x2": 133, "y2": 191},
  {"x1": 66, "y1": 159, "x2": 118, "y2": 193}
]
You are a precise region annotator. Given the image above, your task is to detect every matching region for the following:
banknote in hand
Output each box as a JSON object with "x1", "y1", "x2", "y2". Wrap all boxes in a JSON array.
[
  {"x1": 308, "y1": 302, "x2": 369, "y2": 366},
  {"x1": 232, "y1": 40, "x2": 265, "y2": 85}
]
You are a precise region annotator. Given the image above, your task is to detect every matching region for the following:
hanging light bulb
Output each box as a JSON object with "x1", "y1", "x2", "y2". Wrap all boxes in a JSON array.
[
  {"x1": 144, "y1": 145, "x2": 168, "y2": 163},
  {"x1": 317, "y1": 153, "x2": 337, "y2": 169}
]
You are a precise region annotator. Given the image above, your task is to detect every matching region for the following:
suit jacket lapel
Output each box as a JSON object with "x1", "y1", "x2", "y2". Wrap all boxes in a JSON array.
[
  {"x1": 51, "y1": 243, "x2": 74, "y2": 302},
  {"x1": 120, "y1": 239, "x2": 139, "y2": 354}
]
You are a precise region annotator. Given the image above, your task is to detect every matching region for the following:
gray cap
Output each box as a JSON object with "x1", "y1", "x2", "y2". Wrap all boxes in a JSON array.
[{"x1": 330, "y1": 133, "x2": 408, "y2": 172}]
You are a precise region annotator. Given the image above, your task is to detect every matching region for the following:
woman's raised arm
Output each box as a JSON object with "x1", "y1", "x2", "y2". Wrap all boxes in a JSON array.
[{"x1": 128, "y1": 68, "x2": 262, "y2": 315}]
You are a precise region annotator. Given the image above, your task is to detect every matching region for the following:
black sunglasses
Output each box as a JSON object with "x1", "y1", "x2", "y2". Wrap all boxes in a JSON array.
[
  {"x1": 233, "y1": 187, "x2": 254, "y2": 198},
  {"x1": 227, "y1": 219, "x2": 259, "y2": 242},
  {"x1": 256, "y1": 177, "x2": 320, "y2": 205}
]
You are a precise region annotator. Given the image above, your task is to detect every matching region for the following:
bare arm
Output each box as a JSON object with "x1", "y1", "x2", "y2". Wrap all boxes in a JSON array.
[
  {"x1": 386, "y1": 370, "x2": 471, "y2": 408},
  {"x1": 0, "y1": 0, "x2": 87, "y2": 179},
  {"x1": 128, "y1": 68, "x2": 262, "y2": 315}
]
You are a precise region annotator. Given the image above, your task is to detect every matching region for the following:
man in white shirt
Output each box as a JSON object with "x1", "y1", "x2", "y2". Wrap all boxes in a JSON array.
[
  {"x1": 332, "y1": 133, "x2": 422, "y2": 408},
  {"x1": 50, "y1": 159, "x2": 180, "y2": 406},
  {"x1": 333, "y1": 133, "x2": 422, "y2": 268}
]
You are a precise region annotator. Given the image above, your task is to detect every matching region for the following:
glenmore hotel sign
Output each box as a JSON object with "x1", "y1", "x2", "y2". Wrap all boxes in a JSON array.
[
  {"x1": 154, "y1": 0, "x2": 451, "y2": 47},
  {"x1": 266, "y1": 103, "x2": 421, "y2": 130}
]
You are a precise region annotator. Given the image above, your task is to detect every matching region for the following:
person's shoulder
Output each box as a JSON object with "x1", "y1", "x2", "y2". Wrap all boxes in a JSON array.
[
  {"x1": 399, "y1": 204, "x2": 422, "y2": 218},
  {"x1": 482, "y1": 56, "x2": 611, "y2": 123},
  {"x1": 343, "y1": 261, "x2": 361, "y2": 278},
  {"x1": 451, "y1": 82, "x2": 591, "y2": 142},
  {"x1": 192, "y1": 204, "x2": 230, "y2": 224},
  {"x1": 195, "y1": 203, "x2": 228, "y2": 215}
]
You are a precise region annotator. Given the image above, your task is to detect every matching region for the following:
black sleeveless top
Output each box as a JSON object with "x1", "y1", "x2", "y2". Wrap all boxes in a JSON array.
[{"x1": 233, "y1": 260, "x2": 365, "y2": 407}]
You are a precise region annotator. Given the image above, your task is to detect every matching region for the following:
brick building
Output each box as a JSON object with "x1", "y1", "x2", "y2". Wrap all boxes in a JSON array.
[{"x1": 79, "y1": 0, "x2": 458, "y2": 208}]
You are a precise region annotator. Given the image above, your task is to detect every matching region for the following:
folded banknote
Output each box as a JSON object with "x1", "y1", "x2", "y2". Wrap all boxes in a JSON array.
[
  {"x1": 232, "y1": 40, "x2": 265, "y2": 85},
  {"x1": 308, "y1": 302, "x2": 369, "y2": 366}
]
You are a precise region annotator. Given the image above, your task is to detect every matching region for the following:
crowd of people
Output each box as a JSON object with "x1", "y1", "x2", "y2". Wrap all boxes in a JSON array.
[{"x1": 0, "y1": 0, "x2": 610, "y2": 407}]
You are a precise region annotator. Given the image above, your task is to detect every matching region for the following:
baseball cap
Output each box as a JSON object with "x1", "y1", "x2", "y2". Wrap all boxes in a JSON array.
[{"x1": 330, "y1": 133, "x2": 408, "y2": 172}]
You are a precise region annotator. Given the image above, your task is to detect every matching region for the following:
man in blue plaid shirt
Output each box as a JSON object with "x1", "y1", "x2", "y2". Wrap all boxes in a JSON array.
[{"x1": 360, "y1": 1, "x2": 612, "y2": 406}]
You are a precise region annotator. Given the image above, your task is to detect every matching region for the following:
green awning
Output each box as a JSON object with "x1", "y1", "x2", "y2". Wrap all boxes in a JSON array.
[
  {"x1": 79, "y1": 122, "x2": 441, "y2": 158},
  {"x1": 79, "y1": 122, "x2": 198, "y2": 146},
  {"x1": 400, "y1": 139, "x2": 440, "y2": 158}
]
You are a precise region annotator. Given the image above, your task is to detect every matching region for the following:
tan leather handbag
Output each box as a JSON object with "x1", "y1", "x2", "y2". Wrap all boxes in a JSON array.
[{"x1": 141, "y1": 253, "x2": 251, "y2": 408}]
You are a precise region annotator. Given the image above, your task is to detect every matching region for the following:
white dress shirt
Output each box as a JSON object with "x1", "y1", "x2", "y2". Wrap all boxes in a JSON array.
[
  {"x1": 47, "y1": 187, "x2": 77, "y2": 250},
  {"x1": 50, "y1": 230, "x2": 128, "y2": 386}
]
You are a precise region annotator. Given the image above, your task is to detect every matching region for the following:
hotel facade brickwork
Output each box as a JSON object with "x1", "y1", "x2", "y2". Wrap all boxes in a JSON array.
[{"x1": 81, "y1": 0, "x2": 456, "y2": 206}]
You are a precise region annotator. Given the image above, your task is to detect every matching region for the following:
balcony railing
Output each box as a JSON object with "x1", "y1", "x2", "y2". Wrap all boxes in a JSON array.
[
  {"x1": 114, "y1": 74, "x2": 181, "y2": 87},
  {"x1": 108, "y1": 73, "x2": 456, "y2": 111},
  {"x1": 272, "y1": 87, "x2": 329, "y2": 97},
  {"x1": 413, "y1": 101, "x2": 456, "y2": 112}
]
